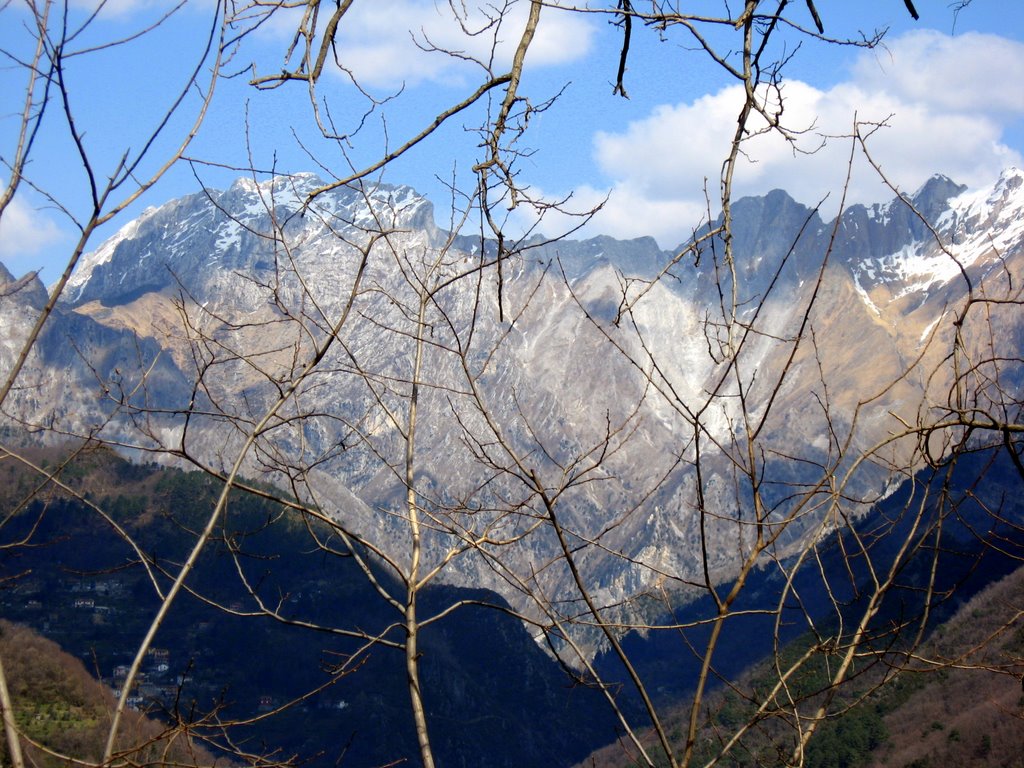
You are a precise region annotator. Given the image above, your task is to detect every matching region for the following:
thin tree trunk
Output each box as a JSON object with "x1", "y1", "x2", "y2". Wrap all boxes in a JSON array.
[
  {"x1": 405, "y1": 293, "x2": 435, "y2": 768},
  {"x1": 0, "y1": 652, "x2": 25, "y2": 768}
]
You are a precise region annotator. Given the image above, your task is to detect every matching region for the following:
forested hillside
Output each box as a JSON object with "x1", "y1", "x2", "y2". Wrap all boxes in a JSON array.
[
  {"x1": 579, "y1": 566, "x2": 1024, "y2": 768},
  {"x1": 578, "y1": 448, "x2": 1024, "y2": 767},
  {"x1": 0, "y1": 444, "x2": 614, "y2": 767}
]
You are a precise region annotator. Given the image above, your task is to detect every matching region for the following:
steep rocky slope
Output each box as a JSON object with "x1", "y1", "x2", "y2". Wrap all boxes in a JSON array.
[{"x1": 2, "y1": 169, "x2": 1022, "y2": 622}]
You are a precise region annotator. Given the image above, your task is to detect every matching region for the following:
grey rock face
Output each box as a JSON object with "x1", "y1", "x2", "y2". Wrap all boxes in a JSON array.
[
  {"x1": 0, "y1": 265, "x2": 48, "y2": 312},
  {"x1": 3, "y1": 168, "x2": 1022, "y2": 630}
]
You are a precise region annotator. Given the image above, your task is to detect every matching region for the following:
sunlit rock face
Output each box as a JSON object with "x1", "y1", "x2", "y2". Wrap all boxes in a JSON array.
[{"x1": 3, "y1": 167, "x2": 1022, "y2": 624}]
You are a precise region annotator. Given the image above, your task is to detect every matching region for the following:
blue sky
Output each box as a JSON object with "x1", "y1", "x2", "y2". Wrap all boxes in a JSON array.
[{"x1": 2, "y1": 1, "x2": 1023, "y2": 281}]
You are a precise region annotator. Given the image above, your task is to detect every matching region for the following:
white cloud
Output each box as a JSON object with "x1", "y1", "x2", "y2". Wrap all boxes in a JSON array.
[
  {"x1": 260, "y1": 0, "x2": 595, "y2": 89},
  {"x1": 854, "y1": 30, "x2": 1024, "y2": 115},
  {"x1": 0, "y1": 197, "x2": 64, "y2": 262},
  {"x1": 573, "y1": 30, "x2": 1024, "y2": 247}
]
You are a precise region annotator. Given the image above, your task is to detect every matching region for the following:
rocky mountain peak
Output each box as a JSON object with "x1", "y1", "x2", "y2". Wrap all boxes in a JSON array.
[
  {"x1": 0, "y1": 263, "x2": 48, "y2": 312},
  {"x1": 839, "y1": 168, "x2": 1024, "y2": 309},
  {"x1": 997, "y1": 166, "x2": 1024, "y2": 192},
  {"x1": 65, "y1": 175, "x2": 438, "y2": 308},
  {"x1": 911, "y1": 173, "x2": 968, "y2": 219},
  {"x1": 729, "y1": 189, "x2": 823, "y2": 254},
  {"x1": 946, "y1": 166, "x2": 1024, "y2": 228},
  {"x1": 684, "y1": 189, "x2": 826, "y2": 305}
]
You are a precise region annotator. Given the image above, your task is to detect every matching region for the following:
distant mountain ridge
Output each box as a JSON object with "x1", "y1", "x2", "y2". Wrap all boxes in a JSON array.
[
  {"x1": 65, "y1": 174, "x2": 439, "y2": 306},
  {"x1": 2, "y1": 167, "x2": 1023, "y2": 620}
]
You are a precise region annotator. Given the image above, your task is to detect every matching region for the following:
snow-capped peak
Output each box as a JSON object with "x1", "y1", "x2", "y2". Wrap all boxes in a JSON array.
[
  {"x1": 945, "y1": 167, "x2": 1023, "y2": 221},
  {"x1": 65, "y1": 205, "x2": 159, "y2": 296},
  {"x1": 64, "y1": 174, "x2": 439, "y2": 307},
  {"x1": 940, "y1": 166, "x2": 1024, "y2": 249},
  {"x1": 852, "y1": 168, "x2": 1024, "y2": 302}
]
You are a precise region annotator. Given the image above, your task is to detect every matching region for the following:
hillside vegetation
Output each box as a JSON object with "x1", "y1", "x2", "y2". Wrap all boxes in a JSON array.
[
  {"x1": 0, "y1": 442, "x2": 614, "y2": 767},
  {"x1": 0, "y1": 620, "x2": 217, "y2": 767},
  {"x1": 578, "y1": 562, "x2": 1024, "y2": 768},
  {"x1": 865, "y1": 564, "x2": 1024, "y2": 768}
]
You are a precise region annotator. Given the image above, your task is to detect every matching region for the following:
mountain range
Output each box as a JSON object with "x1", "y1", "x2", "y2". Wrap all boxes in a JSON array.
[
  {"x1": 2, "y1": 167, "x2": 1023, "y2": 631},
  {"x1": 2, "y1": 166, "x2": 1024, "y2": 765}
]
